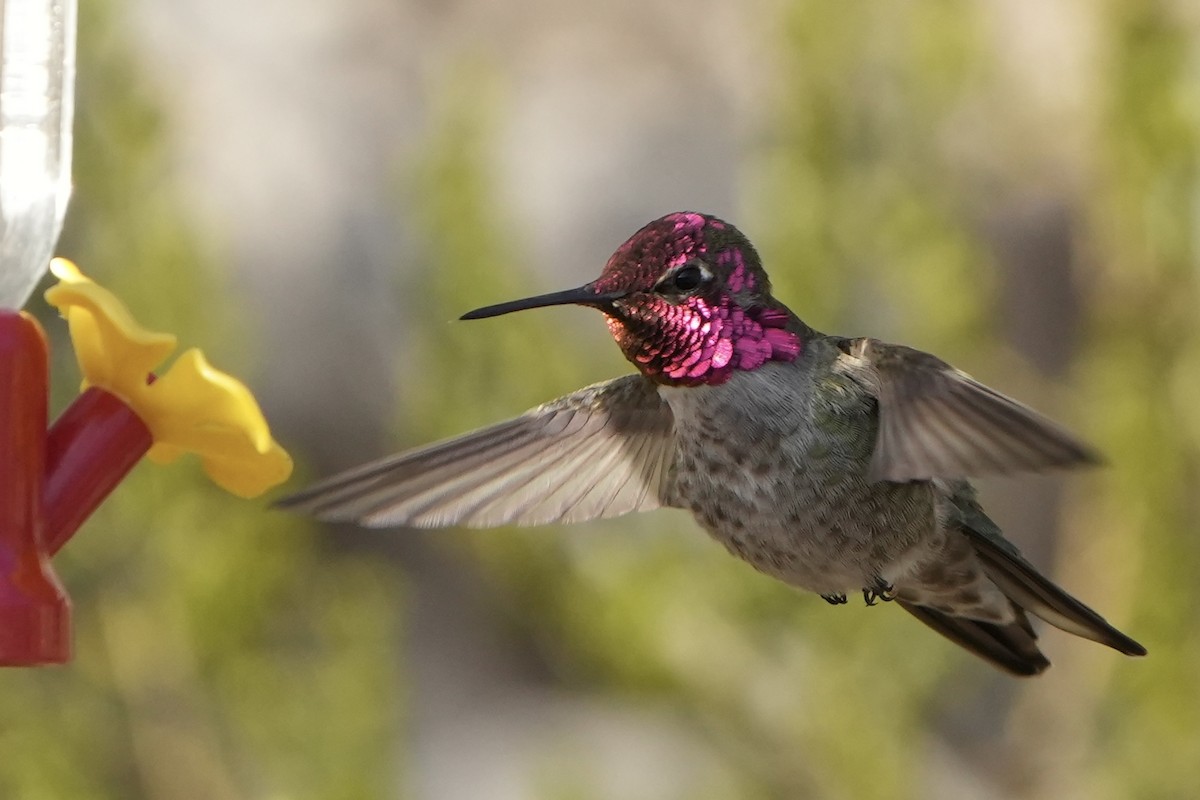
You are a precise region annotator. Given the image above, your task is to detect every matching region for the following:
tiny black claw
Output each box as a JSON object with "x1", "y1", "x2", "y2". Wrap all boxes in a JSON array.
[
  {"x1": 862, "y1": 580, "x2": 896, "y2": 606},
  {"x1": 821, "y1": 593, "x2": 848, "y2": 605}
]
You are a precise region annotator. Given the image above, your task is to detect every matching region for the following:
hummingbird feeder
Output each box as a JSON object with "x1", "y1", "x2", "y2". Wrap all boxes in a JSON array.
[{"x1": 0, "y1": 0, "x2": 291, "y2": 666}]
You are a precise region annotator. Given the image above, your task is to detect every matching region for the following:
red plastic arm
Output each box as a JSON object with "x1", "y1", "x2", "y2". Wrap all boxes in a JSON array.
[
  {"x1": 44, "y1": 386, "x2": 153, "y2": 555},
  {"x1": 0, "y1": 311, "x2": 70, "y2": 665}
]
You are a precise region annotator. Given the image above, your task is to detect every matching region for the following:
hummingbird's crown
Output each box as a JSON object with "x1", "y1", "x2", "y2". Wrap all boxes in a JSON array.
[{"x1": 592, "y1": 212, "x2": 767, "y2": 297}]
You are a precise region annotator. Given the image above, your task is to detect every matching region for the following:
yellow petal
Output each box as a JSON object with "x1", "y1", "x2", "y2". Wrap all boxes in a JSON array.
[
  {"x1": 199, "y1": 441, "x2": 294, "y2": 499},
  {"x1": 44, "y1": 259, "x2": 177, "y2": 398},
  {"x1": 141, "y1": 349, "x2": 293, "y2": 496},
  {"x1": 45, "y1": 260, "x2": 294, "y2": 497}
]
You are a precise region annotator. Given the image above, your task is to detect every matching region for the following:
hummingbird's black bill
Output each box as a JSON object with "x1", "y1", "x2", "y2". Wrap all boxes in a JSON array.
[{"x1": 461, "y1": 285, "x2": 624, "y2": 320}]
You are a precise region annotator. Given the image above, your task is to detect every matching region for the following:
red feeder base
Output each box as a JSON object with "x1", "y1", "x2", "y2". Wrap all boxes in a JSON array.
[{"x1": 0, "y1": 311, "x2": 70, "y2": 664}]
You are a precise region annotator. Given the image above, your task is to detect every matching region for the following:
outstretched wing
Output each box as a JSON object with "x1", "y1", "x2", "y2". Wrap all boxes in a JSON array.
[
  {"x1": 834, "y1": 338, "x2": 1100, "y2": 481},
  {"x1": 276, "y1": 375, "x2": 676, "y2": 528}
]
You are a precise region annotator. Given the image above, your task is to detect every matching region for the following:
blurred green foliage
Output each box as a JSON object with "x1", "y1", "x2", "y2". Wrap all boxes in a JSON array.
[
  {"x1": 0, "y1": 2, "x2": 403, "y2": 799},
  {"x1": 1073, "y1": 2, "x2": 1200, "y2": 796}
]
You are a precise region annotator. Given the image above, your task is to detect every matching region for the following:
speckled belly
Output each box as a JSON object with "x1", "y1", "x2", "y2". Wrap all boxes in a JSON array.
[
  {"x1": 659, "y1": 365, "x2": 940, "y2": 595},
  {"x1": 672, "y1": 435, "x2": 937, "y2": 594}
]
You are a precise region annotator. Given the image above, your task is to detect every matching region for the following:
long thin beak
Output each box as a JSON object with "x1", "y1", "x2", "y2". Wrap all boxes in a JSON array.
[{"x1": 460, "y1": 285, "x2": 623, "y2": 320}]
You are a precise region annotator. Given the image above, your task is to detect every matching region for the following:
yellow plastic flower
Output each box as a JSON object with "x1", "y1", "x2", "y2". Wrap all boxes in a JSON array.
[{"x1": 44, "y1": 258, "x2": 293, "y2": 497}]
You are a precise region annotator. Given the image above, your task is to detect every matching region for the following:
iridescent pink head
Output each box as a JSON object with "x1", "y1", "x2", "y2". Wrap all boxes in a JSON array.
[{"x1": 462, "y1": 212, "x2": 803, "y2": 386}]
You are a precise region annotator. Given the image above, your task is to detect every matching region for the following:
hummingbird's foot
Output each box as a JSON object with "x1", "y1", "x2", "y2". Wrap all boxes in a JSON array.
[
  {"x1": 821, "y1": 593, "x2": 848, "y2": 605},
  {"x1": 862, "y1": 580, "x2": 896, "y2": 606}
]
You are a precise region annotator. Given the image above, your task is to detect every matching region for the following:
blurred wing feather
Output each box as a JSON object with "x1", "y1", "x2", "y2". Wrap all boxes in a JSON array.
[
  {"x1": 276, "y1": 375, "x2": 676, "y2": 528},
  {"x1": 835, "y1": 338, "x2": 1100, "y2": 481}
]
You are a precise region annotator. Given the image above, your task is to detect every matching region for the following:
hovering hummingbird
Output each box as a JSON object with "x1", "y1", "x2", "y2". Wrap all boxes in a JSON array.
[{"x1": 280, "y1": 211, "x2": 1146, "y2": 676}]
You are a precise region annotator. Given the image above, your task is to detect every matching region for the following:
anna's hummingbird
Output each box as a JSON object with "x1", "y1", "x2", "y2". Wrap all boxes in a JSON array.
[{"x1": 280, "y1": 211, "x2": 1146, "y2": 676}]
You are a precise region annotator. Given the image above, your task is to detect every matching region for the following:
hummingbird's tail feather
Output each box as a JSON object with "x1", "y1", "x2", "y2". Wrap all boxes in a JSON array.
[
  {"x1": 897, "y1": 600, "x2": 1051, "y2": 676},
  {"x1": 965, "y1": 528, "x2": 1147, "y2": 657}
]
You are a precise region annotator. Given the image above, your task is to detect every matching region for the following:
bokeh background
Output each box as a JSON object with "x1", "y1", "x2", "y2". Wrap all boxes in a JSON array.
[{"x1": 3, "y1": 0, "x2": 1199, "y2": 797}]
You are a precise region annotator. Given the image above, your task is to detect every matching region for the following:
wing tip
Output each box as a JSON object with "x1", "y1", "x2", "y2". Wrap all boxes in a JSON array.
[
  {"x1": 1073, "y1": 443, "x2": 1106, "y2": 469},
  {"x1": 1104, "y1": 629, "x2": 1148, "y2": 658},
  {"x1": 272, "y1": 486, "x2": 377, "y2": 526},
  {"x1": 270, "y1": 492, "x2": 309, "y2": 513}
]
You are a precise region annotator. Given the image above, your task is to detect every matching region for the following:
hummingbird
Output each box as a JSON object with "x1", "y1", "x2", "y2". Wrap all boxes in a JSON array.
[{"x1": 279, "y1": 211, "x2": 1146, "y2": 676}]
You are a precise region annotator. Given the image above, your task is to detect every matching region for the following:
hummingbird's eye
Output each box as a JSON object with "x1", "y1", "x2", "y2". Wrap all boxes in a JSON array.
[{"x1": 668, "y1": 263, "x2": 707, "y2": 293}]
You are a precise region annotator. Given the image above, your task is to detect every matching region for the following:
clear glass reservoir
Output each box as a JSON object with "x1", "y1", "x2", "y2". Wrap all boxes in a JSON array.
[{"x1": 0, "y1": 0, "x2": 76, "y2": 308}]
